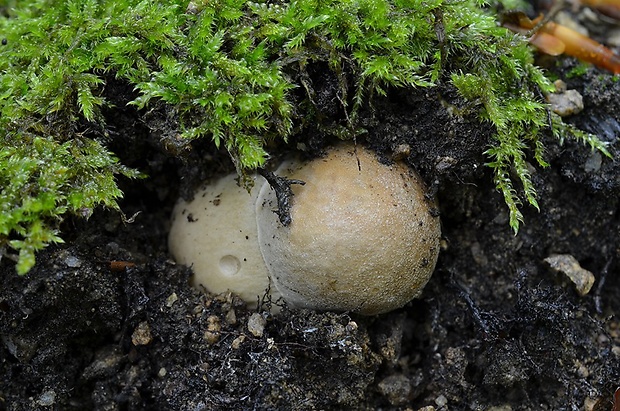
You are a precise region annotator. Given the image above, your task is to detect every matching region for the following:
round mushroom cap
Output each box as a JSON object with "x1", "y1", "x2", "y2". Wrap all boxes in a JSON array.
[
  {"x1": 256, "y1": 144, "x2": 441, "y2": 315},
  {"x1": 168, "y1": 174, "x2": 278, "y2": 307}
]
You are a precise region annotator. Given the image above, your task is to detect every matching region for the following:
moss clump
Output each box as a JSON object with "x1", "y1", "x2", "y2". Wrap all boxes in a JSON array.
[
  {"x1": 0, "y1": 138, "x2": 141, "y2": 274},
  {"x1": 0, "y1": 0, "x2": 612, "y2": 273}
]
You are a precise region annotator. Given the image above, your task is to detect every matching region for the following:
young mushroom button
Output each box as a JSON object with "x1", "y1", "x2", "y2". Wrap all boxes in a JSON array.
[
  {"x1": 168, "y1": 174, "x2": 279, "y2": 308},
  {"x1": 256, "y1": 144, "x2": 441, "y2": 315},
  {"x1": 168, "y1": 143, "x2": 441, "y2": 315}
]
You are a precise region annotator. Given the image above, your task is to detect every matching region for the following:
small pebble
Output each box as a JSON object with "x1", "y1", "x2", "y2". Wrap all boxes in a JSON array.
[
  {"x1": 231, "y1": 335, "x2": 246, "y2": 349},
  {"x1": 435, "y1": 156, "x2": 457, "y2": 172},
  {"x1": 247, "y1": 313, "x2": 266, "y2": 338},
  {"x1": 131, "y1": 321, "x2": 153, "y2": 346},
  {"x1": 165, "y1": 292, "x2": 178, "y2": 308},
  {"x1": 378, "y1": 374, "x2": 412, "y2": 406},
  {"x1": 204, "y1": 315, "x2": 221, "y2": 345},
  {"x1": 544, "y1": 254, "x2": 595, "y2": 296},
  {"x1": 392, "y1": 143, "x2": 411, "y2": 161},
  {"x1": 583, "y1": 396, "x2": 599, "y2": 411},
  {"x1": 64, "y1": 255, "x2": 82, "y2": 268},
  {"x1": 584, "y1": 152, "x2": 602, "y2": 173},
  {"x1": 574, "y1": 359, "x2": 589, "y2": 378},
  {"x1": 81, "y1": 346, "x2": 123, "y2": 380},
  {"x1": 546, "y1": 89, "x2": 584, "y2": 117},
  {"x1": 435, "y1": 394, "x2": 448, "y2": 407},
  {"x1": 225, "y1": 309, "x2": 237, "y2": 325},
  {"x1": 36, "y1": 390, "x2": 56, "y2": 406},
  {"x1": 345, "y1": 321, "x2": 358, "y2": 333}
]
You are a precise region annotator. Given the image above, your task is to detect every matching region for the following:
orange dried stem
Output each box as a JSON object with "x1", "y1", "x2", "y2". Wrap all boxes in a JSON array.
[
  {"x1": 503, "y1": 12, "x2": 620, "y2": 74},
  {"x1": 540, "y1": 21, "x2": 620, "y2": 74}
]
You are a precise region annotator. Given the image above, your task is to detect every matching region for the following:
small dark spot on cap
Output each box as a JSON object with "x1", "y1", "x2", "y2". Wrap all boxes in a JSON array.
[
  {"x1": 212, "y1": 198, "x2": 221, "y2": 206},
  {"x1": 187, "y1": 213, "x2": 197, "y2": 222}
]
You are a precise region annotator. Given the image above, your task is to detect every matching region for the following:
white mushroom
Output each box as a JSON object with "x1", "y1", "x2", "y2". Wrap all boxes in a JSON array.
[
  {"x1": 169, "y1": 144, "x2": 441, "y2": 315},
  {"x1": 168, "y1": 173, "x2": 278, "y2": 308}
]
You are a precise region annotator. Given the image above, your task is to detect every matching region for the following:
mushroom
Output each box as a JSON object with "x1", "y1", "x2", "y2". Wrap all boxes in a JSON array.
[
  {"x1": 168, "y1": 173, "x2": 279, "y2": 308},
  {"x1": 168, "y1": 143, "x2": 441, "y2": 315},
  {"x1": 256, "y1": 144, "x2": 441, "y2": 315}
]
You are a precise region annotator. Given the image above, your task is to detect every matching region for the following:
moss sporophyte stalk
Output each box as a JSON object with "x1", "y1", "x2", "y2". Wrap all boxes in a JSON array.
[{"x1": 0, "y1": 0, "x2": 612, "y2": 274}]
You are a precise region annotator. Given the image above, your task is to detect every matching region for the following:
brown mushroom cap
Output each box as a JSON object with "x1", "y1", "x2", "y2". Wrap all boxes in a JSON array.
[
  {"x1": 168, "y1": 174, "x2": 278, "y2": 307},
  {"x1": 256, "y1": 144, "x2": 441, "y2": 315}
]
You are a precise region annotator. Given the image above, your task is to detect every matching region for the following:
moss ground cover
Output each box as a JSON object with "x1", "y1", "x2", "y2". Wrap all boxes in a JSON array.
[{"x1": 0, "y1": 0, "x2": 611, "y2": 273}]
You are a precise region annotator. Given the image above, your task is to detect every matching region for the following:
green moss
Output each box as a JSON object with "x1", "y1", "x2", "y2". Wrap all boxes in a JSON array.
[
  {"x1": 0, "y1": 137, "x2": 141, "y2": 274},
  {"x1": 566, "y1": 63, "x2": 590, "y2": 78},
  {"x1": 0, "y1": 0, "x2": 612, "y2": 273}
]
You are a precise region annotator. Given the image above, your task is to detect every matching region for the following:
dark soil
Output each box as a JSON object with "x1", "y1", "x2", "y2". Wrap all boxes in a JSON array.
[{"x1": 2, "y1": 52, "x2": 620, "y2": 411}]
